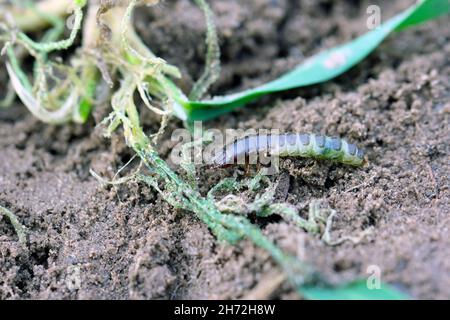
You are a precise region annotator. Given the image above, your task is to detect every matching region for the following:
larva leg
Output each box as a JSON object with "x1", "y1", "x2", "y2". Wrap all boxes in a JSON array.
[
  {"x1": 255, "y1": 162, "x2": 262, "y2": 176},
  {"x1": 244, "y1": 162, "x2": 250, "y2": 177}
]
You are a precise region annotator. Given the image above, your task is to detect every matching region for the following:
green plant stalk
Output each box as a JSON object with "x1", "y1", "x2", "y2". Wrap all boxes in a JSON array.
[
  {"x1": 75, "y1": 64, "x2": 100, "y2": 123},
  {"x1": 300, "y1": 280, "x2": 408, "y2": 300},
  {"x1": 5, "y1": 47, "x2": 32, "y2": 92},
  {"x1": 16, "y1": 0, "x2": 86, "y2": 53},
  {"x1": 0, "y1": 83, "x2": 15, "y2": 108},
  {"x1": 31, "y1": 0, "x2": 66, "y2": 78},
  {"x1": 189, "y1": 0, "x2": 221, "y2": 101}
]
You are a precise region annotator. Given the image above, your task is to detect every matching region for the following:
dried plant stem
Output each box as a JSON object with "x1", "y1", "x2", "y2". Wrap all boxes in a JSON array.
[
  {"x1": 0, "y1": 205, "x2": 26, "y2": 245},
  {"x1": 189, "y1": 0, "x2": 221, "y2": 101}
]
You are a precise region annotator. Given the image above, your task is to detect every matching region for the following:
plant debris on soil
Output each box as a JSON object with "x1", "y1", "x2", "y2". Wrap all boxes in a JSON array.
[{"x1": 1, "y1": 0, "x2": 449, "y2": 299}]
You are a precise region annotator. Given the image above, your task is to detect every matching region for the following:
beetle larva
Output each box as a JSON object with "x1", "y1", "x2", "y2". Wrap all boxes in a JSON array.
[{"x1": 211, "y1": 133, "x2": 365, "y2": 168}]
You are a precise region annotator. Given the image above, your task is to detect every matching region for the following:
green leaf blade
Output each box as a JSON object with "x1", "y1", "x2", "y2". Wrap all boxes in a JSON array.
[{"x1": 299, "y1": 280, "x2": 410, "y2": 300}]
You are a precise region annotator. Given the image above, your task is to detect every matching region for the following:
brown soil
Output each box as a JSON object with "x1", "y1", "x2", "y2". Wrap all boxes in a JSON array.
[{"x1": 1, "y1": 0, "x2": 449, "y2": 299}]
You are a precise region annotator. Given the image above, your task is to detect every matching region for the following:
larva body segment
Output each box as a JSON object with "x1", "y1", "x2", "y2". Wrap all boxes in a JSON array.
[{"x1": 211, "y1": 133, "x2": 365, "y2": 168}]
